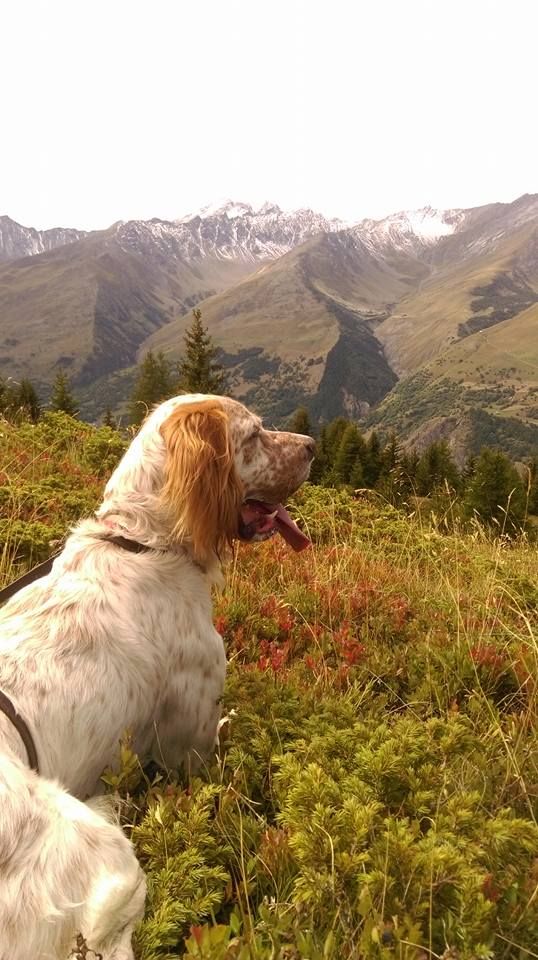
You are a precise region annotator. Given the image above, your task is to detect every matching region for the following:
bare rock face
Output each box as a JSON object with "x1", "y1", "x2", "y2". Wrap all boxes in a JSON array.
[
  {"x1": 0, "y1": 215, "x2": 87, "y2": 262},
  {"x1": 114, "y1": 201, "x2": 345, "y2": 264}
]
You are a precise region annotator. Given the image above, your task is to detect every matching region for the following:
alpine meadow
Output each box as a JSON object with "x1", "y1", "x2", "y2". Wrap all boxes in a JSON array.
[{"x1": 0, "y1": 405, "x2": 537, "y2": 958}]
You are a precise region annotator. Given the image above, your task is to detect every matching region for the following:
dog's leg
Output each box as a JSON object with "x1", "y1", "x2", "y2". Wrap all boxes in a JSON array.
[{"x1": 151, "y1": 674, "x2": 223, "y2": 775}]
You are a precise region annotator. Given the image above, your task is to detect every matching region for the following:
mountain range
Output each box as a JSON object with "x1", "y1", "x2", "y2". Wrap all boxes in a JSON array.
[{"x1": 0, "y1": 194, "x2": 537, "y2": 460}]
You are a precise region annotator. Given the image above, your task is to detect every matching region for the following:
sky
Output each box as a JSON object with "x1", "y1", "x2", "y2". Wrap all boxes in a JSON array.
[{"x1": 1, "y1": 0, "x2": 537, "y2": 231}]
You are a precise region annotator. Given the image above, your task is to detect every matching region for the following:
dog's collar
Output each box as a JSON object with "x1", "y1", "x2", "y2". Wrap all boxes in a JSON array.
[
  {"x1": 0, "y1": 535, "x2": 158, "y2": 609},
  {"x1": 0, "y1": 689, "x2": 39, "y2": 773},
  {"x1": 101, "y1": 533, "x2": 157, "y2": 555}
]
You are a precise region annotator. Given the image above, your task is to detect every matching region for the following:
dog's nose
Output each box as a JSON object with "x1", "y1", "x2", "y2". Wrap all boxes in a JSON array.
[{"x1": 304, "y1": 438, "x2": 316, "y2": 461}]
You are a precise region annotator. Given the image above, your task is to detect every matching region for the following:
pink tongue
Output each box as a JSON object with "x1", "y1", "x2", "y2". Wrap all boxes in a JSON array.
[
  {"x1": 269, "y1": 503, "x2": 311, "y2": 551},
  {"x1": 242, "y1": 500, "x2": 311, "y2": 551}
]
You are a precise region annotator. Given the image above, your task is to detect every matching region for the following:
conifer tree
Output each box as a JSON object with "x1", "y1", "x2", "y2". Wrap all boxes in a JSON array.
[
  {"x1": 309, "y1": 424, "x2": 329, "y2": 484},
  {"x1": 334, "y1": 424, "x2": 366, "y2": 485},
  {"x1": 50, "y1": 371, "x2": 78, "y2": 417},
  {"x1": 363, "y1": 431, "x2": 383, "y2": 487},
  {"x1": 311, "y1": 418, "x2": 350, "y2": 485},
  {"x1": 380, "y1": 432, "x2": 400, "y2": 477},
  {"x1": 416, "y1": 441, "x2": 459, "y2": 496},
  {"x1": 287, "y1": 406, "x2": 312, "y2": 436},
  {"x1": 16, "y1": 378, "x2": 41, "y2": 422},
  {"x1": 462, "y1": 454, "x2": 477, "y2": 484},
  {"x1": 323, "y1": 418, "x2": 349, "y2": 463},
  {"x1": 464, "y1": 448, "x2": 526, "y2": 532},
  {"x1": 177, "y1": 309, "x2": 226, "y2": 394},
  {"x1": 130, "y1": 351, "x2": 174, "y2": 425},
  {"x1": 349, "y1": 456, "x2": 364, "y2": 489},
  {"x1": 102, "y1": 407, "x2": 117, "y2": 429},
  {"x1": 401, "y1": 449, "x2": 420, "y2": 492}
]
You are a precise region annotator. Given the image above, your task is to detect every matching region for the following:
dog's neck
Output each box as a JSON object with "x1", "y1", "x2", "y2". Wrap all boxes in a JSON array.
[{"x1": 75, "y1": 512, "x2": 225, "y2": 585}]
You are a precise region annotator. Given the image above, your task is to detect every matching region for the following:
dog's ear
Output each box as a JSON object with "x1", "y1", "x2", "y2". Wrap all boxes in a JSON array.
[{"x1": 160, "y1": 400, "x2": 243, "y2": 564}]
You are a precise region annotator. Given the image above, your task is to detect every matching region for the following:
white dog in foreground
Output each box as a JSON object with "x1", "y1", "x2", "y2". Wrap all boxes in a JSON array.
[{"x1": 0, "y1": 394, "x2": 313, "y2": 960}]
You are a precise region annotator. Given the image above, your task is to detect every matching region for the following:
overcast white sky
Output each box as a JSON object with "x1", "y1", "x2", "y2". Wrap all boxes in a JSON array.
[{"x1": 1, "y1": 0, "x2": 536, "y2": 230}]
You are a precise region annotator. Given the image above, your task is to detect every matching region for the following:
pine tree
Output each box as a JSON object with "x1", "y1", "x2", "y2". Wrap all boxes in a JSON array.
[
  {"x1": 463, "y1": 448, "x2": 526, "y2": 533},
  {"x1": 349, "y1": 456, "x2": 364, "y2": 489},
  {"x1": 102, "y1": 407, "x2": 117, "y2": 429},
  {"x1": 416, "y1": 441, "x2": 459, "y2": 496},
  {"x1": 401, "y1": 449, "x2": 420, "y2": 491},
  {"x1": 309, "y1": 425, "x2": 329, "y2": 484},
  {"x1": 177, "y1": 309, "x2": 226, "y2": 394},
  {"x1": 50, "y1": 371, "x2": 78, "y2": 416},
  {"x1": 323, "y1": 418, "x2": 349, "y2": 461},
  {"x1": 287, "y1": 406, "x2": 312, "y2": 436},
  {"x1": 16, "y1": 379, "x2": 41, "y2": 422},
  {"x1": 311, "y1": 418, "x2": 350, "y2": 485},
  {"x1": 363, "y1": 431, "x2": 382, "y2": 487},
  {"x1": 380, "y1": 432, "x2": 400, "y2": 477},
  {"x1": 130, "y1": 351, "x2": 174, "y2": 425},
  {"x1": 334, "y1": 424, "x2": 366, "y2": 485}
]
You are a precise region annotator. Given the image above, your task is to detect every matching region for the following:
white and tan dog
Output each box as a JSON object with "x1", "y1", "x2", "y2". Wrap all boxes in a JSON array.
[{"x1": 0, "y1": 394, "x2": 314, "y2": 960}]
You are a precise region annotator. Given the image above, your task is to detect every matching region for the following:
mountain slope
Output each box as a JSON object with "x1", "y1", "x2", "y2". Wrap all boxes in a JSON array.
[
  {"x1": 0, "y1": 229, "x2": 219, "y2": 387},
  {"x1": 144, "y1": 227, "x2": 429, "y2": 419},
  {"x1": 376, "y1": 195, "x2": 538, "y2": 376},
  {"x1": 370, "y1": 299, "x2": 538, "y2": 462},
  {"x1": 0, "y1": 203, "x2": 340, "y2": 393},
  {"x1": 146, "y1": 195, "x2": 538, "y2": 424},
  {"x1": 1, "y1": 194, "x2": 537, "y2": 451}
]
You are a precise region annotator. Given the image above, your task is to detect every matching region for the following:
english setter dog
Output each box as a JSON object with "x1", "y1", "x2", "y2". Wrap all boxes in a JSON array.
[{"x1": 0, "y1": 394, "x2": 314, "y2": 960}]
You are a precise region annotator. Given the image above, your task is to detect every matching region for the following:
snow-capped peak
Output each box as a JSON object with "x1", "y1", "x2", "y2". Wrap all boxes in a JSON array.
[
  {"x1": 179, "y1": 199, "x2": 260, "y2": 222},
  {"x1": 115, "y1": 201, "x2": 343, "y2": 266},
  {"x1": 400, "y1": 206, "x2": 458, "y2": 239},
  {"x1": 355, "y1": 205, "x2": 466, "y2": 252}
]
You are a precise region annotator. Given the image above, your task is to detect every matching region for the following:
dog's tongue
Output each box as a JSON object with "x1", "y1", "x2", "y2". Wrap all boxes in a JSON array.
[
  {"x1": 246, "y1": 500, "x2": 311, "y2": 551},
  {"x1": 272, "y1": 503, "x2": 311, "y2": 552}
]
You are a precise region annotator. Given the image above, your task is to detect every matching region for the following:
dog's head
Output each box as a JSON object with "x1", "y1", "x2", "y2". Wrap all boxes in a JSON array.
[{"x1": 102, "y1": 394, "x2": 314, "y2": 566}]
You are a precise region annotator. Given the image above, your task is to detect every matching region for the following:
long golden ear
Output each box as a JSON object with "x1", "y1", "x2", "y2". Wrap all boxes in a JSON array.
[{"x1": 160, "y1": 400, "x2": 243, "y2": 564}]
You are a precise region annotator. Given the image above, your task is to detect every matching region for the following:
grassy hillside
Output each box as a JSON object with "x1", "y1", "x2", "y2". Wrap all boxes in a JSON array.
[
  {"x1": 371, "y1": 303, "x2": 538, "y2": 461},
  {"x1": 1, "y1": 415, "x2": 537, "y2": 958},
  {"x1": 377, "y1": 221, "x2": 538, "y2": 377},
  {"x1": 144, "y1": 232, "x2": 410, "y2": 420}
]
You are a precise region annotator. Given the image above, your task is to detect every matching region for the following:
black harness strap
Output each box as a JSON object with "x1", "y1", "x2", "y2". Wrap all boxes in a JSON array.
[
  {"x1": 0, "y1": 552, "x2": 60, "y2": 606},
  {"x1": 0, "y1": 688, "x2": 40, "y2": 772}
]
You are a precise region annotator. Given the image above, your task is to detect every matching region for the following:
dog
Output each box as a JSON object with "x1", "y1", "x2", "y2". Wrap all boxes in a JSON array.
[{"x1": 0, "y1": 394, "x2": 314, "y2": 959}]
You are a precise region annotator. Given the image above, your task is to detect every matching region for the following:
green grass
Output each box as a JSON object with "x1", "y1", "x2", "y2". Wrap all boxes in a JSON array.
[{"x1": 1, "y1": 418, "x2": 537, "y2": 959}]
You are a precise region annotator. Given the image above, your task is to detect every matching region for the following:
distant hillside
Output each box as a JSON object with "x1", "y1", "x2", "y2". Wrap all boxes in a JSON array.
[
  {"x1": 1, "y1": 194, "x2": 537, "y2": 457},
  {"x1": 370, "y1": 301, "x2": 538, "y2": 462},
  {"x1": 146, "y1": 194, "x2": 538, "y2": 433},
  {"x1": 0, "y1": 203, "x2": 341, "y2": 397}
]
